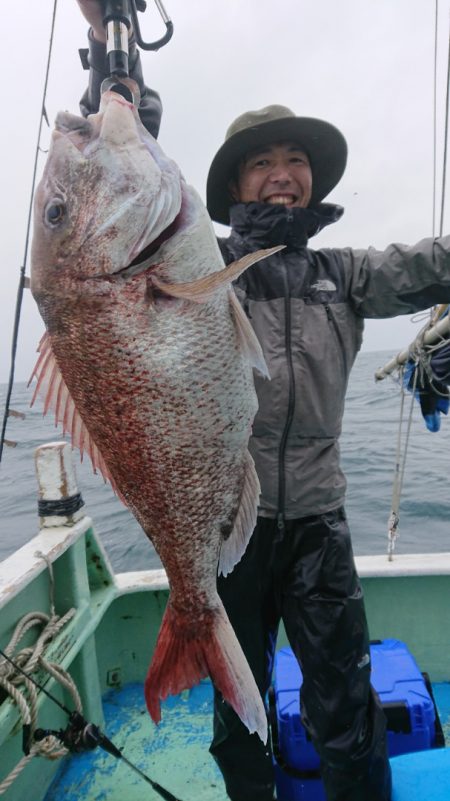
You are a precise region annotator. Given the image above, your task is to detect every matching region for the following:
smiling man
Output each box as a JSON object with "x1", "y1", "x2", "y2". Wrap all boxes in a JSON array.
[
  {"x1": 206, "y1": 106, "x2": 395, "y2": 801},
  {"x1": 204, "y1": 104, "x2": 450, "y2": 800}
]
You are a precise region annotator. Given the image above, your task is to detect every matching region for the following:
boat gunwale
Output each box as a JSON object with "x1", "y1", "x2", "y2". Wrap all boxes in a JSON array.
[
  {"x1": 354, "y1": 552, "x2": 450, "y2": 578},
  {"x1": 3, "y1": 515, "x2": 450, "y2": 609},
  {"x1": 0, "y1": 516, "x2": 95, "y2": 609}
]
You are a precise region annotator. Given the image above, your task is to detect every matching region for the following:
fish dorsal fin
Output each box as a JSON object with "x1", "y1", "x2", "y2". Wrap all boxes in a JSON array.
[
  {"x1": 29, "y1": 332, "x2": 118, "y2": 493},
  {"x1": 151, "y1": 246, "x2": 284, "y2": 303},
  {"x1": 228, "y1": 289, "x2": 269, "y2": 379},
  {"x1": 218, "y1": 451, "x2": 260, "y2": 577}
]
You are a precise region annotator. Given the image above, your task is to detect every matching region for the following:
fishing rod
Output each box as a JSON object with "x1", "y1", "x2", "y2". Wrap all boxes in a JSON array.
[
  {"x1": 0, "y1": 647, "x2": 185, "y2": 801},
  {"x1": 0, "y1": 1, "x2": 59, "y2": 465},
  {"x1": 100, "y1": 0, "x2": 173, "y2": 99}
]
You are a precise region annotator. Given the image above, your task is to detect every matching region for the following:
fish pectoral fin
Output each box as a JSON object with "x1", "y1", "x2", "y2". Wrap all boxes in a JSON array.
[
  {"x1": 218, "y1": 452, "x2": 260, "y2": 577},
  {"x1": 29, "y1": 332, "x2": 120, "y2": 496},
  {"x1": 151, "y1": 246, "x2": 284, "y2": 303}
]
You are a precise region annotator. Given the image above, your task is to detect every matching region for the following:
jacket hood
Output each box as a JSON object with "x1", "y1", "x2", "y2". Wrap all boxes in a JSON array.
[{"x1": 228, "y1": 202, "x2": 344, "y2": 250}]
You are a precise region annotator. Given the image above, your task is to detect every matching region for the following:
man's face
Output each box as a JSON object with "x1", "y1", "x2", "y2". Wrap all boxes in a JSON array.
[{"x1": 231, "y1": 141, "x2": 312, "y2": 208}]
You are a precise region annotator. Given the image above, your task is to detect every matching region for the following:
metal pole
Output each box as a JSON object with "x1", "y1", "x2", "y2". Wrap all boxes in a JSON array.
[{"x1": 374, "y1": 313, "x2": 450, "y2": 381}]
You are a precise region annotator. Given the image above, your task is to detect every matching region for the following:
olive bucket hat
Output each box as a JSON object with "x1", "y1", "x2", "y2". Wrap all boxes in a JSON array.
[{"x1": 206, "y1": 105, "x2": 347, "y2": 225}]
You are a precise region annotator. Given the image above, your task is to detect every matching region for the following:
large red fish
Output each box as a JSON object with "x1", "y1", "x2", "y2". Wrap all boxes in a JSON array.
[{"x1": 30, "y1": 87, "x2": 280, "y2": 741}]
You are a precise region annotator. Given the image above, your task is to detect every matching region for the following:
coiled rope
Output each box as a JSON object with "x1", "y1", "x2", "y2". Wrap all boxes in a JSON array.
[{"x1": 0, "y1": 552, "x2": 79, "y2": 795}]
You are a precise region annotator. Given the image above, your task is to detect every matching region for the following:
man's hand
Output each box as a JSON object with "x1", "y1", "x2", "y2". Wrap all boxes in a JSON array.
[{"x1": 76, "y1": 0, "x2": 106, "y2": 43}]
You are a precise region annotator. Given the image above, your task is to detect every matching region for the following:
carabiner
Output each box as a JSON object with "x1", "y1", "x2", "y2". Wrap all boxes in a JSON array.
[{"x1": 129, "y1": 0, "x2": 174, "y2": 51}]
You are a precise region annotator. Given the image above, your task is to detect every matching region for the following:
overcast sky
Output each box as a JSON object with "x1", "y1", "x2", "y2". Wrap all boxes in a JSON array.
[{"x1": 1, "y1": 0, "x2": 450, "y2": 384}]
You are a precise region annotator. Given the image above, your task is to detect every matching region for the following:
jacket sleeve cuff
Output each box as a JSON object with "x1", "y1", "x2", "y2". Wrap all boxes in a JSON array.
[{"x1": 79, "y1": 27, "x2": 162, "y2": 139}]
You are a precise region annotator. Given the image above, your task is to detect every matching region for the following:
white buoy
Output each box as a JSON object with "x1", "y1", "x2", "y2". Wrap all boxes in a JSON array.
[{"x1": 35, "y1": 442, "x2": 85, "y2": 528}]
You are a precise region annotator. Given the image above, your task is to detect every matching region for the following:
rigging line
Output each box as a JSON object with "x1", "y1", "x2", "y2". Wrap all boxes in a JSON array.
[
  {"x1": 0, "y1": 0, "x2": 59, "y2": 465},
  {"x1": 433, "y1": 0, "x2": 438, "y2": 236},
  {"x1": 387, "y1": 366, "x2": 418, "y2": 561},
  {"x1": 439, "y1": 9, "x2": 450, "y2": 236},
  {"x1": 388, "y1": 369, "x2": 406, "y2": 560},
  {"x1": 397, "y1": 368, "x2": 418, "y2": 504}
]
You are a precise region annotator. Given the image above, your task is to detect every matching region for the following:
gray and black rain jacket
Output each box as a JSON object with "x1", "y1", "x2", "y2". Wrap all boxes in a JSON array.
[{"x1": 219, "y1": 202, "x2": 450, "y2": 520}]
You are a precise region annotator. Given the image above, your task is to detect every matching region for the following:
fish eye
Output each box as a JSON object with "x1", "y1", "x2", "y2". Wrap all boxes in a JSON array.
[{"x1": 45, "y1": 202, "x2": 66, "y2": 226}]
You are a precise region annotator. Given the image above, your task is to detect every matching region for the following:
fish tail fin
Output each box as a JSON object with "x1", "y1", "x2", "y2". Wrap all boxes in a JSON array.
[{"x1": 144, "y1": 598, "x2": 267, "y2": 742}]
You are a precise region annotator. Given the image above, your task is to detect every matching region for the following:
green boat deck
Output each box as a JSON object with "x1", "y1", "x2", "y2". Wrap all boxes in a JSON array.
[{"x1": 43, "y1": 680, "x2": 450, "y2": 801}]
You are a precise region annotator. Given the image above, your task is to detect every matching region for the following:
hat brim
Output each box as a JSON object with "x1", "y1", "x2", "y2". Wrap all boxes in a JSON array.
[{"x1": 206, "y1": 116, "x2": 347, "y2": 225}]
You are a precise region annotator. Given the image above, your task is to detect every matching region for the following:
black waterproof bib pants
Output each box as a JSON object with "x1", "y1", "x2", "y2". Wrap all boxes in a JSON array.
[{"x1": 210, "y1": 509, "x2": 392, "y2": 801}]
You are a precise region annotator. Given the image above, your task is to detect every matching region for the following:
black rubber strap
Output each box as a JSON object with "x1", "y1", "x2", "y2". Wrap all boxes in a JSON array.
[{"x1": 38, "y1": 493, "x2": 85, "y2": 517}]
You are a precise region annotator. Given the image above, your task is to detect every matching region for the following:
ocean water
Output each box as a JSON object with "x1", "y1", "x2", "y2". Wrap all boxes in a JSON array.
[{"x1": 0, "y1": 349, "x2": 449, "y2": 572}]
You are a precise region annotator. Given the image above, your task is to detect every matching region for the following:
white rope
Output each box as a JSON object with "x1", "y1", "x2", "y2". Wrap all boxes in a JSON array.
[
  {"x1": 0, "y1": 604, "x2": 81, "y2": 795},
  {"x1": 35, "y1": 550, "x2": 56, "y2": 616},
  {"x1": 387, "y1": 365, "x2": 419, "y2": 561}
]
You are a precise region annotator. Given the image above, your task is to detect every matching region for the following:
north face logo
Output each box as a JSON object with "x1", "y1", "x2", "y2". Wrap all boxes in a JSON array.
[{"x1": 310, "y1": 279, "x2": 337, "y2": 292}]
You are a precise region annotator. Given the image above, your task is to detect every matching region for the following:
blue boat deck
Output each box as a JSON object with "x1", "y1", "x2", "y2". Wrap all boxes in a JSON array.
[
  {"x1": 44, "y1": 681, "x2": 226, "y2": 801},
  {"x1": 43, "y1": 682, "x2": 450, "y2": 801}
]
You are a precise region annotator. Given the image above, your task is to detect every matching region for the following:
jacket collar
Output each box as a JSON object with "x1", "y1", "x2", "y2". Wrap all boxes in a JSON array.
[{"x1": 228, "y1": 201, "x2": 344, "y2": 250}]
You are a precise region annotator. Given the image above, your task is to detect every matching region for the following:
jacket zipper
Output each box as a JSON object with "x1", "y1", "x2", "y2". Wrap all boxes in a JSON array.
[{"x1": 277, "y1": 246, "x2": 296, "y2": 532}]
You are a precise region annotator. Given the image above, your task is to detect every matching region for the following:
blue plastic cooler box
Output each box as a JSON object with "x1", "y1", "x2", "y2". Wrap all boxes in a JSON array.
[{"x1": 271, "y1": 639, "x2": 442, "y2": 801}]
